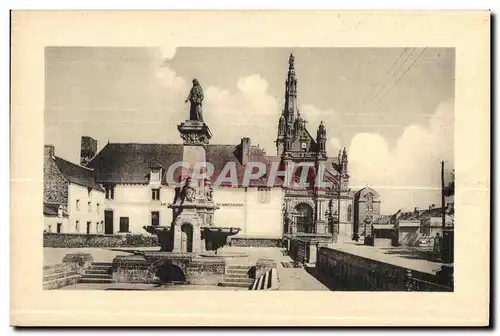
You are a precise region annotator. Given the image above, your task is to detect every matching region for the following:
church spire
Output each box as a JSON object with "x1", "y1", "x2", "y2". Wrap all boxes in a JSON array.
[{"x1": 284, "y1": 53, "x2": 298, "y2": 123}]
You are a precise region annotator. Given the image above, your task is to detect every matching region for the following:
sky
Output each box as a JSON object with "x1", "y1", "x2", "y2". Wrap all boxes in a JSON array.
[{"x1": 44, "y1": 47, "x2": 455, "y2": 213}]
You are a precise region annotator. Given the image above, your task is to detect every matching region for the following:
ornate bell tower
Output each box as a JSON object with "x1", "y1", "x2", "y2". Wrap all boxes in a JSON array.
[{"x1": 276, "y1": 53, "x2": 299, "y2": 156}]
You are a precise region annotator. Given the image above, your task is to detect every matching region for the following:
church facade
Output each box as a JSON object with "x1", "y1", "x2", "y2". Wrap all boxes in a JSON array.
[
  {"x1": 44, "y1": 54, "x2": 378, "y2": 243},
  {"x1": 276, "y1": 54, "x2": 354, "y2": 242}
]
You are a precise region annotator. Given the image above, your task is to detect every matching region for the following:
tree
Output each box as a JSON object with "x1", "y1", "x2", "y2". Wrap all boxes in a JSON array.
[{"x1": 444, "y1": 170, "x2": 455, "y2": 197}]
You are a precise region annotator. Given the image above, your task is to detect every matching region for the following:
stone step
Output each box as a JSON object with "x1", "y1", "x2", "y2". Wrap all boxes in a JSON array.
[
  {"x1": 89, "y1": 265, "x2": 113, "y2": 270},
  {"x1": 223, "y1": 277, "x2": 253, "y2": 284},
  {"x1": 82, "y1": 273, "x2": 112, "y2": 279},
  {"x1": 226, "y1": 269, "x2": 250, "y2": 275},
  {"x1": 218, "y1": 280, "x2": 252, "y2": 288},
  {"x1": 85, "y1": 269, "x2": 110, "y2": 275},
  {"x1": 226, "y1": 265, "x2": 251, "y2": 271},
  {"x1": 79, "y1": 277, "x2": 115, "y2": 284},
  {"x1": 43, "y1": 274, "x2": 81, "y2": 290},
  {"x1": 43, "y1": 270, "x2": 78, "y2": 283}
]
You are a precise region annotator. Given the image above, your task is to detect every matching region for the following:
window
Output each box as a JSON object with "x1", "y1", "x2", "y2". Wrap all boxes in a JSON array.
[
  {"x1": 76, "y1": 199, "x2": 80, "y2": 211},
  {"x1": 119, "y1": 217, "x2": 130, "y2": 233},
  {"x1": 301, "y1": 142, "x2": 307, "y2": 150},
  {"x1": 57, "y1": 223, "x2": 62, "y2": 233},
  {"x1": 86, "y1": 221, "x2": 91, "y2": 234},
  {"x1": 347, "y1": 204, "x2": 352, "y2": 221},
  {"x1": 87, "y1": 187, "x2": 92, "y2": 197},
  {"x1": 151, "y1": 211, "x2": 160, "y2": 226},
  {"x1": 75, "y1": 220, "x2": 80, "y2": 232},
  {"x1": 258, "y1": 187, "x2": 271, "y2": 204},
  {"x1": 88, "y1": 201, "x2": 92, "y2": 212},
  {"x1": 105, "y1": 185, "x2": 115, "y2": 200},
  {"x1": 96, "y1": 203, "x2": 100, "y2": 213},
  {"x1": 152, "y1": 188, "x2": 160, "y2": 201},
  {"x1": 48, "y1": 225, "x2": 52, "y2": 233}
]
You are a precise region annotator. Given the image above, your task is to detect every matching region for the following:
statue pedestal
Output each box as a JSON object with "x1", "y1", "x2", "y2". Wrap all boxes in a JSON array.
[{"x1": 178, "y1": 120, "x2": 212, "y2": 147}]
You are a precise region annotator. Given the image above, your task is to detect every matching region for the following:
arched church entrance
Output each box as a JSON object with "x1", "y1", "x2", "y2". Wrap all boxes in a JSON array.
[
  {"x1": 295, "y1": 203, "x2": 314, "y2": 233},
  {"x1": 180, "y1": 223, "x2": 193, "y2": 253}
]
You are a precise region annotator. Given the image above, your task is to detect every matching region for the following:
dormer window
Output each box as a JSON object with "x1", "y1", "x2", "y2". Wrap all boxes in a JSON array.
[
  {"x1": 150, "y1": 164, "x2": 162, "y2": 184},
  {"x1": 151, "y1": 169, "x2": 160, "y2": 182}
]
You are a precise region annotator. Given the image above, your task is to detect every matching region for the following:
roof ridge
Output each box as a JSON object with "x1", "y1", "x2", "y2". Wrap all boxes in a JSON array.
[{"x1": 55, "y1": 156, "x2": 94, "y2": 171}]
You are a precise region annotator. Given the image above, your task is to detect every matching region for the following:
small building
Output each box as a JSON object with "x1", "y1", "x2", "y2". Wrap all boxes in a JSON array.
[
  {"x1": 353, "y1": 187, "x2": 381, "y2": 243},
  {"x1": 419, "y1": 204, "x2": 454, "y2": 238},
  {"x1": 44, "y1": 144, "x2": 105, "y2": 234}
]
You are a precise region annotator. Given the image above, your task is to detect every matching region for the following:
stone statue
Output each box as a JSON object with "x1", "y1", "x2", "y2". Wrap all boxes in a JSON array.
[
  {"x1": 180, "y1": 177, "x2": 196, "y2": 203},
  {"x1": 185, "y1": 78, "x2": 204, "y2": 122}
]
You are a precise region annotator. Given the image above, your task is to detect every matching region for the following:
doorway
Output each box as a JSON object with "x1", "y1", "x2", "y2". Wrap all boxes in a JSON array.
[
  {"x1": 295, "y1": 203, "x2": 314, "y2": 233},
  {"x1": 180, "y1": 223, "x2": 193, "y2": 253},
  {"x1": 104, "y1": 210, "x2": 114, "y2": 234}
]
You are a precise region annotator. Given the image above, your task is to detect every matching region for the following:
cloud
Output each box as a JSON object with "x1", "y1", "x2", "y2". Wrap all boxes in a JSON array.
[
  {"x1": 156, "y1": 64, "x2": 187, "y2": 93},
  {"x1": 202, "y1": 74, "x2": 280, "y2": 153},
  {"x1": 348, "y1": 99, "x2": 454, "y2": 213}
]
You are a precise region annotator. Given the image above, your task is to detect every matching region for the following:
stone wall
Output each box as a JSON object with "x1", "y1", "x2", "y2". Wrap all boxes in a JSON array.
[
  {"x1": 315, "y1": 247, "x2": 453, "y2": 291},
  {"x1": 43, "y1": 233, "x2": 159, "y2": 248},
  {"x1": 229, "y1": 237, "x2": 282, "y2": 248},
  {"x1": 112, "y1": 254, "x2": 226, "y2": 286},
  {"x1": 289, "y1": 239, "x2": 308, "y2": 265}
]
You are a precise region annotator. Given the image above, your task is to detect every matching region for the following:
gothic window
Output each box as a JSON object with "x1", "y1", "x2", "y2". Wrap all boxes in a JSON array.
[
  {"x1": 87, "y1": 187, "x2": 92, "y2": 197},
  {"x1": 96, "y1": 203, "x2": 100, "y2": 214},
  {"x1": 105, "y1": 184, "x2": 115, "y2": 200},
  {"x1": 295, "y1": 203, "x2": 314, "y2": 233},
  {"x1": 47, "y1": 225, "x2": 52, "y2": 233},
  {"x1": 86, "y1": 221, "x2": 91, "y2": 234},
  {"x1": 76, "y1": 199, "x2": 80, "y2": 211},
  {"x1": 152, "y1": 188, "x2": 161, "y2": 201},
  {"x1": 88, "y1": 201, "x2": 92, "y2": 212},
  {"x1": 258, "y1": 187, "x2": 271, "y2": 204},
  {"x1": 347, "y1": 204, "x2": 352, "y2": 221},
  {"x1": 75, "y1": 220, "x2": 80, "y2": 232},
  {"x1": 57, "y1": 223, "x2": 62, "y2": 233}
]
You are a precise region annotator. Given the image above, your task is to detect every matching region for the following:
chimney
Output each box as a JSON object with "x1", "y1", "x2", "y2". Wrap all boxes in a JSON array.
[
  {"x1": 241, "y1": 137, "x2": 251, "y2": 166},
  {"x1": 429, "y1": 204, "x2": 435, "y2": 210},
  {"x1": 80, "y1": 136, "x2": 98, "y2": 166},
  {"x1": 44, "y1": 145, "x2": 55, "y2": 158},
  {"x1": 414, "y1": 207, "x2": 418, "y2": 212}
]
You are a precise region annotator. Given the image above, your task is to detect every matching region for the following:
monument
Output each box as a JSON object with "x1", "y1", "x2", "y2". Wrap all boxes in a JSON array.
[
  {"x1": 112, "y1": 79, "x2": 241, "y2": 285},
  {"x1": 143, "y1": 78, "x2": 240, "y2": 254}
]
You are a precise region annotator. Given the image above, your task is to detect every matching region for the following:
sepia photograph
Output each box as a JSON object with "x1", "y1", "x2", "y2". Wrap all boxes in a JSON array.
[
  {"x1": 42, "y1": 46, "x2": 455, "y2": 292},
  {"x1": 10, "y1": 10, "x2": 490, "y2": 326}
]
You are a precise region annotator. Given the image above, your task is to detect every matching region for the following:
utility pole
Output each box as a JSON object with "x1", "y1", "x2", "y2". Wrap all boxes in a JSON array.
[{"x1": 441, "y1": 160, "x2": 446, "y2": 261}]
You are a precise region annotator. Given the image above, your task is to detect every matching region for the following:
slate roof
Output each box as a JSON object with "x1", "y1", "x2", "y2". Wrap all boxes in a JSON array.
[
  {"x1": 54, "y1": 157, "x2": 103, "y2": 191},
  {"x1": 86, "y1": 142, "x2": 341, "y2": 188},
  {"x1": 86, "y1": 143, "x2": 270, "y2": 186},
  {"x1": 43, "y1": 203, "x2": 69, "y2": 217}
]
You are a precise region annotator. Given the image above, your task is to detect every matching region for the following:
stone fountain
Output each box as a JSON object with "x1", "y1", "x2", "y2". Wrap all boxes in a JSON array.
[{"x1": 112, "y1": 78, "x2": 241, "y2": 286}]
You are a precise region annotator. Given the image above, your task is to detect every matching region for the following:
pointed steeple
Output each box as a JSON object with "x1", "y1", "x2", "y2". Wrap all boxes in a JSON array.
[{"x1": 284, "y1": 53, "x2": 298, "y2": 123}]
